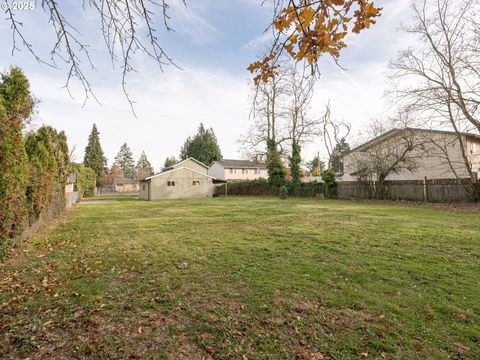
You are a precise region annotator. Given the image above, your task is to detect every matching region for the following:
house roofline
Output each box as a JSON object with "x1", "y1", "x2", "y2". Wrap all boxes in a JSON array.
[
  {"x1": 170, "y1": 157, "x2": 209, "y2": 169},
  {"x1": 144, "y1": 166, "x2": 217, "y2": 180},
  {"x1": 211, "y1": 159, "x2": 267, "y2": 169},
  {"x1": 344, "y1": 127, "x2": 480, "y2": 156}
]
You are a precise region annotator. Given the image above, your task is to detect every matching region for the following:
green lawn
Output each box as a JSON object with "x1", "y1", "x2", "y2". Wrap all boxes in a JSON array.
[{"x1": 1, "y1": 197, "x2": 479, "y2": 359}]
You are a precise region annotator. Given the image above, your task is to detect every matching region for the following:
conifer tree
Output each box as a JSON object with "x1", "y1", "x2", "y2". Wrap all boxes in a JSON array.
[
  {"x1": 163, "y1": 156, "x2": 177, "y2": 169},
  {"x1": 179, "y1": 123, "x2": 222, "y2": 165},
  {"x1": 289, "y1": 141, "x2": 302, "y2": 195},
  {"x1": 266, "y1": 139, "x2": 286, "y2": 190},
  {"x1": 83, "y1": 124, "x2": 106, "y2": 186},
  {"x1": 135, "y1": 151, "x2": 154, "y2": 179},
  {"x1": 114, "y1": 143, "x2": 135, "y2": 178}
]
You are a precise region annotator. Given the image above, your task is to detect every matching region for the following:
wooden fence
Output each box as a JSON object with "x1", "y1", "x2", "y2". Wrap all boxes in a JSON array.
[{"x1": 337, "y1": 179, "x2": 474, "y2": 202}]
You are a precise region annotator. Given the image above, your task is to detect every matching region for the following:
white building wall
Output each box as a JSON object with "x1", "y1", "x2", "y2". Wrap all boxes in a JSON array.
[
  {"x1": 341, "y1": 132, "x2": 480, "y2": 181},
  {"x1": 207, "y1": 162, "x2": 226, "y2": 180},
  {"x1": 208, "y1": 162, "x2": 268, "y2": 181},
  {"x1": 148, "y1": 168, "x2": 214, "y2": 200},
  {"x1": 223, "y1": 167, "x2": 268, "y2": 181}
]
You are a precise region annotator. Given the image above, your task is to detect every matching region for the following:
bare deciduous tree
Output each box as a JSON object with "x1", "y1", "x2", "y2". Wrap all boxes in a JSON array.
[
  {"x1": 348, "y1": 112, "x2": 426, "y2": 198},
  {"x1": 239, "y1": 61, "x2": 291, "y2": 161},
  {"x1": 389, "y1": 0, "x2": 480, "y2": 199},
  {"x1": 239, "y1": 61, "x2": 319, "y2": 162},
  {"x1": 287, "y1": 69, "x2": 317, "y2": 144},
  {"x1": 6, "y1": 0, "x2": 182, "y2": 112},
  {"x1": 319, "y1": 102, "x2": 351, "y2": 170}
]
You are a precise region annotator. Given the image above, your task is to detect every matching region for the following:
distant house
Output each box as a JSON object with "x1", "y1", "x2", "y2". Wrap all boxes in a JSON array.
[
  {"x1": 65, "y1": 172, "x2": 79, "y2": 208},
  {"x1": 208, "y1": 159, "x2": 268, "y2": 181},
  {"x1": 112, "y1": 178, "x2": 139, "y2": 193},
  {"x1": 339, "y1": 128, "x2": 480, "y2": 182}
]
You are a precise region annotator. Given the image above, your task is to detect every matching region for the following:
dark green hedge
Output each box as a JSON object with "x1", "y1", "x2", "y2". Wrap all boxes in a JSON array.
[
  {"x1": 0, "y1": 68, "x2": 90, "y2": 257},
  {"x1": 219, "y1": 179, "x2": 327, "y2": 198},
  {"x1": 74, "y1": 163, "x2": 97, "y2": 198}
]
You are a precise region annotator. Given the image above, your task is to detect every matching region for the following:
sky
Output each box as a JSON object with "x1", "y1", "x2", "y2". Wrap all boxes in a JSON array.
[{"x1": 0, "y1": 0, "x2": 414, "y2": 170}]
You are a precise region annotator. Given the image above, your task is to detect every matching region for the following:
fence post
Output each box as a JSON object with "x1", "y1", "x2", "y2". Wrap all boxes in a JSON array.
[{"x1": 423, "y1": 176, "x2": 428, "y2": 203}]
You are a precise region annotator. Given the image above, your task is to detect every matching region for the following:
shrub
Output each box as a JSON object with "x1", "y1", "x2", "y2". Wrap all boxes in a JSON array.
[
  {"x1": 226, "y1": 179, "x2": 274, "y2": 196},
  {"x1": 74, "y1": 164, "x2": 96, "y2": 198},
  {"x1": 0, "y1": 68, "x2": 32, "y2": 245},
  {"x1": 322, "y1": 170, "x2": 337, "y2": 198},
  {"x1": 279, "y1": 185, "x2": 288, "y2": 199},
  {"x1": 295, "y1": 181, "x2": 324, "y2": 197},
  {"x1": 24, "y1": 126, "x2": 70, "y2": 223}
]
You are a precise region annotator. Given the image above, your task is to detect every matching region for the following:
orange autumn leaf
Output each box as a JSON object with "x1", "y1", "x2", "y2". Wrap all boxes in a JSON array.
[{"x1": 248, "y1": 0, "x2": 382, "y2": 83}]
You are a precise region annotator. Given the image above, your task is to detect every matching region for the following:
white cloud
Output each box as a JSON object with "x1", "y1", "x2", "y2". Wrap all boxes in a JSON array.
[
  {"x1": 167, "y1": 2, "x2": 219, "y2": 46},
  {"x1": 30, "y1": 65, "x2": 251, "y2": 171}
]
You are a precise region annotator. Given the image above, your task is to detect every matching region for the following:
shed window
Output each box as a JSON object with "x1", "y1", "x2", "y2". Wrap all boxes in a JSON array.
[
  {"x1": 142, "y1": 184, "x2": 146, "y2": 191},
  {"x1": 192, "y1": 180, "x2": 200, "y2": 186},
  {"x1": 167, "y1": 181, "x2": 175, "y2": 186}
]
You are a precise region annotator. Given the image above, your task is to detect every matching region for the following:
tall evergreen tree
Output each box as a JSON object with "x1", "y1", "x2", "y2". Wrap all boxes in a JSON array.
[
  {"x1": 114, "y1": 143, "x2": 135, "y2": 178},
  {"x1": 289, "y1": 141, "x2": 302, "y2": 195},
  {"x1": 83, "y1": 124, "x2": 106, "y2": 186},
  {"x1": 179, "y1": 123, "x2": 222, "y2": 165},
  {"x1": 330, "y1": 139, "x2": 350, "y2": 173},
  {"x1": 266, "y1": 139, "x2": 286, "y2": 190},
  {"x1": 163, "y1": 156, "x2": 177, "y2": 168},
  {"x1": 135, "y1": 151, "x2": 154, "y2": 179}
]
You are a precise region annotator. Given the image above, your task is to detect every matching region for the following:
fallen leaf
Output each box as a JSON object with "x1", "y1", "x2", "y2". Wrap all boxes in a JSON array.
[
  {"x1": 455, "y1": 313, "x2": 468, "y2": 320},
  {"x1": 453, "y1": 342, "x2": 469, "y2": 353},
  {"x1": 200, "y1": 332, "x2": 213, "y2": 340},
  {"x1": 43, "y1": 319, "x2": 54, "y2": 327}
]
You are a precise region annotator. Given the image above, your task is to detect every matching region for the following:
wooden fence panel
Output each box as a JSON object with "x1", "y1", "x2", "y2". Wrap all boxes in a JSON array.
[{"x1": 337, "y1": 179, "x2": 473, "y2": 202}]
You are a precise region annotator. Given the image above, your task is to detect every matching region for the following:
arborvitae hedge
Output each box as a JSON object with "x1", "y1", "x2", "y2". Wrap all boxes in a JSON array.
[
  {"x1": 73, "y1": 163, "x2": 96, "y2": 198},
  {"x1": 223, "y1": 179, "x2": 326, "y2": 198},
  {"x1": 0, "y1": 67, "x2": 88, "y2": 257},
  {"x1": 24, "y1": 126, "x2": 70, "y2": 222},
  {"x1": 0, "y1": 68, "x2": 32, "y2": 246}
]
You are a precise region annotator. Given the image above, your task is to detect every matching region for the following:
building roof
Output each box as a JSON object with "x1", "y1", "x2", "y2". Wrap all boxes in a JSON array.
[
  {"x1": 345, "y1": 127, "x2": 480, "y2": 156},
  {"x1": 214, "y1": 159, "x2": 267, "y2": 169},
  {"x1": 113, "y1": 177, "x2": 138, "y2": 184},
  {"x1": 144, "y1": 166, "x2": 217, "y2": 181},
  {"x1": 163, "y1": 157, "x2": 209, "y2": 171}
]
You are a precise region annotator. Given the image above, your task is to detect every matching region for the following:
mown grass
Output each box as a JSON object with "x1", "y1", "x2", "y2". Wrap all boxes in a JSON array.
[{"x1": 1, "y1": 197, "x2": 479, "y2": 359}]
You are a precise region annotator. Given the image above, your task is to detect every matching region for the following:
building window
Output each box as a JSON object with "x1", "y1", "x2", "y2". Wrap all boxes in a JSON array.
[
  {"x1": 242, "y1": 169, "x2": 247, "y2": 174},
  {"x1": 167, "y1": 181, "x2": 175, "y2": 186},
  {"x1": 254, "y1": 168, "x2": 260, "y2": 174},
  {"x1": 192, "y1": 180, "x2": 200, "y2": 186},
  {"x1": 142, "y1": 184, "x2": 146, "y2": 191}
]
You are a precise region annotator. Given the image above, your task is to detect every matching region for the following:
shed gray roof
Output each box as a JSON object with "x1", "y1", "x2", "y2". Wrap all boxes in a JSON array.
[{"x1": 216, "y1": 159, "x2": 266, "y2": 169}]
